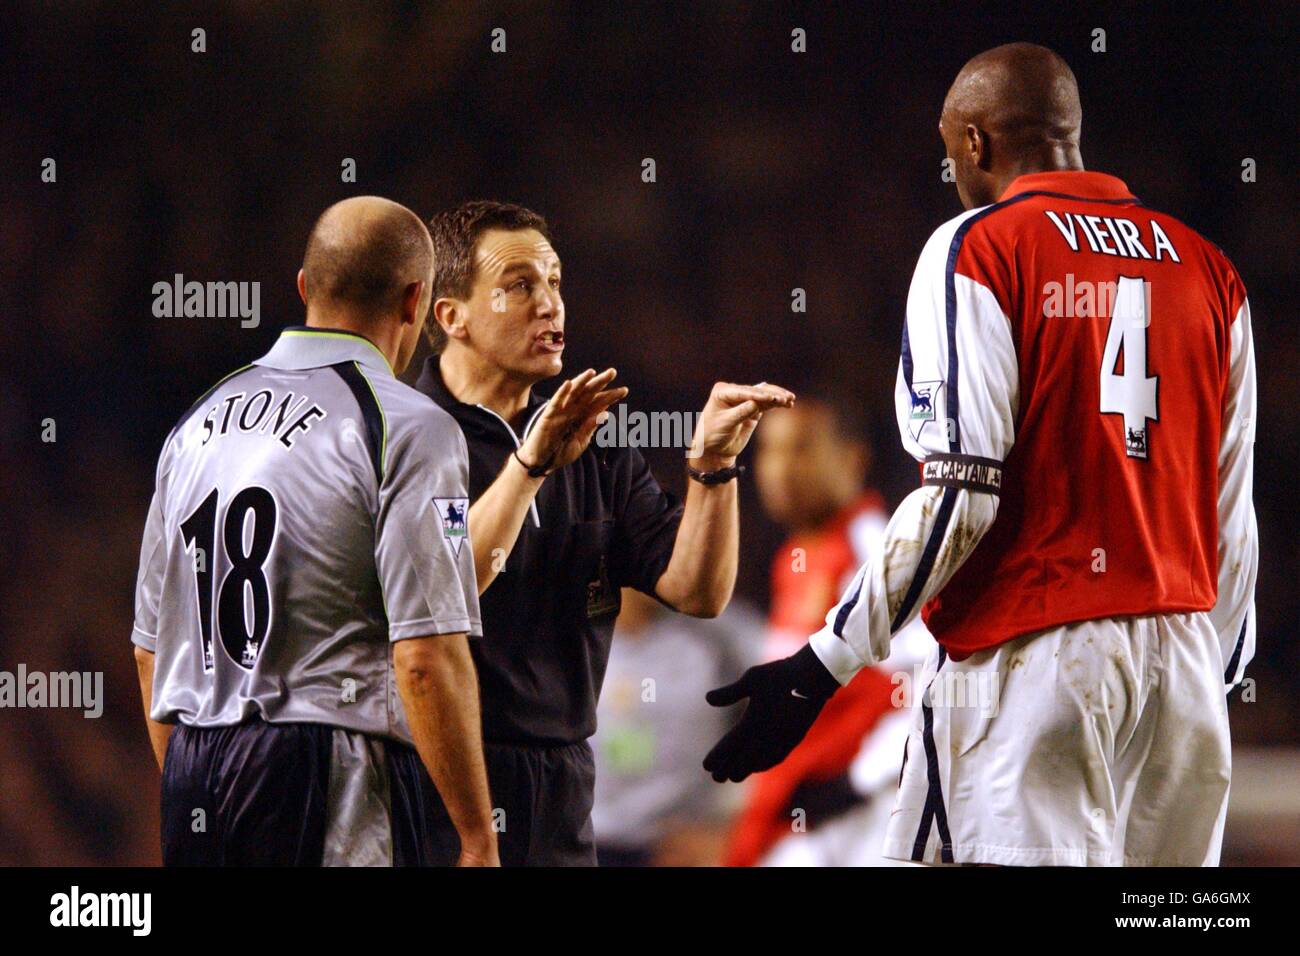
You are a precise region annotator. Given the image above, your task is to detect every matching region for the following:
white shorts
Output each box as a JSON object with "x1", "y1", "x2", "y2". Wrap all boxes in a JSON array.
[{"x1": 881, "y1": 612, "x2": 1233, "y2": 866}]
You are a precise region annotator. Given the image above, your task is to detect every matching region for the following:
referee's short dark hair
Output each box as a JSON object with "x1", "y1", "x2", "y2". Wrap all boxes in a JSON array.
[{"x1": 425, "y1": 200, "x2": 553, "y2": 352}]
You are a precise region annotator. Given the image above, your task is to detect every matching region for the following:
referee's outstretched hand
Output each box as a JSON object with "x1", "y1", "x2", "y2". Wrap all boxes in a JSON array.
[
  {"x1": 689, "y1": 381, "x2": 795, "y2": 466},
  {"x1": 703, "y1": 644, "x2": 841, "y2": 783},
  {"x1": 518, "y1": 368, "x2": 628, "y2": 476}
]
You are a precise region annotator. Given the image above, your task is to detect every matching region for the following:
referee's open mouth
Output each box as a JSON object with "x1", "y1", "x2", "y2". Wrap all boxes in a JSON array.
[{"x1": 536, "y1": 329, "x2": 565, "y2": 354}]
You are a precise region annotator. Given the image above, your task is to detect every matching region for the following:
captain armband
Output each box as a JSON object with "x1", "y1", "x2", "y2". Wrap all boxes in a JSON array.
[{"x1": 921, "y1": 453, "x2": 1003, "y2": 495}]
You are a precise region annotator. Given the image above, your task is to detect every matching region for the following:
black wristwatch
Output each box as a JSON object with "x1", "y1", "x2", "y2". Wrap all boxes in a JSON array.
[{"x1": 687, "y1": 463, "x2": 746, "y2": 485}]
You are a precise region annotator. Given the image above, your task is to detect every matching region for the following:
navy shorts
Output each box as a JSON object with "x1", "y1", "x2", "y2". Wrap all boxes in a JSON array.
[
  {"x1": 161, "y1": 717, "x2": 444, "y2": 866},
  {"x1": 421, "y1": 739, "x2": 597, "y2": 866}
]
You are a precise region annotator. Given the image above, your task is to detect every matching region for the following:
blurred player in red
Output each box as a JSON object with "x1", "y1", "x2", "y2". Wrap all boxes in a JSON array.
[
  {"x1": 705, "y1": 43, "x2": 1257, "y2": 866},
  {"x1": 723, "y1": 399, "x2": 930, "y2": 866}
]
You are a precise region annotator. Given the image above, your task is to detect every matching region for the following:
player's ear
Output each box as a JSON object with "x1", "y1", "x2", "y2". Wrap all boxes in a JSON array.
[
  {"x1": 296, "y1": 269, "x2": 308, "y2": 306},
  {"x1": 399, "y1": 279, "x2": 424, "y2": 327},
  {"x1": 967, "y1": 124, "x2": 990, "y2": 170}
]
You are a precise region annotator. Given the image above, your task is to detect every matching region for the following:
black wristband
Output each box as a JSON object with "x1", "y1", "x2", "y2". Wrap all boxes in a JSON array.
[
  {"x1": 513, "y1": 448, "x2": 554, "y2": 479},
  {"x1": 687, "y1": 463, "x2": 746, "y2": 485}
]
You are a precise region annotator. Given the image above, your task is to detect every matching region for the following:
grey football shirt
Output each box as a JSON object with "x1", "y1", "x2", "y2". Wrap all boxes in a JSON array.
[{"x1": 131, "y1": 326, "x2": 480, "y2": 744}]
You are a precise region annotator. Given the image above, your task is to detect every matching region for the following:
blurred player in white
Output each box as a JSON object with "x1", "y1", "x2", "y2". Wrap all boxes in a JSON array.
[{"x1": 705, "y1": 43, "x2": 1256, "y2": 866}]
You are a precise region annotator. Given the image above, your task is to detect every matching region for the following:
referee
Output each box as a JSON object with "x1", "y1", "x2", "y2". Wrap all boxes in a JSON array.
[
  {"x1": 131, "y1": 197, "x2": 497, "y2": 865},
  {"x1": 414, "y1": 200, "x2": 793, "y2": 865}
]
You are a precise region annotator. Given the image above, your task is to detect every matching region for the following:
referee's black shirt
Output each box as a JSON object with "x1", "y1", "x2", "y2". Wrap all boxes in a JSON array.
[{"x1": 415, "y1": 358, "x2": 685, "y2": 747}]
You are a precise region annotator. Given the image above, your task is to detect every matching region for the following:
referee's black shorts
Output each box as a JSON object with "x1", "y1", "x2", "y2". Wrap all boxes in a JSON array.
[
  {"x1": 422, "y1": 739, "x2": 597, "y2": 866},
  {"x1": 160, "y1": 716, "x2": 444, "y2": 866}
]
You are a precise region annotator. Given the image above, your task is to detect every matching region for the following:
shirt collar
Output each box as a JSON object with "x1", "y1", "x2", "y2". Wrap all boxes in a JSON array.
[
  {"x1": 254, "y1": 325, "x2": 393, "y2": 377},
  {"x1": 998, "y1": 170, "x2": 1137, "y2": 204},
  {"x1": 415, "y1": 355, "x2": 546, "y2": 417}
]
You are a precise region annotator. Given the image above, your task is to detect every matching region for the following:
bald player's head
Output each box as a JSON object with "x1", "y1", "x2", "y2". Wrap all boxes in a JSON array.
[
  {"x1": 298, "y1": 196, "x2": 434, "y2": 373},
  {"x1": 940, "y1": 43, "x2": 1084, "y2": 209}
]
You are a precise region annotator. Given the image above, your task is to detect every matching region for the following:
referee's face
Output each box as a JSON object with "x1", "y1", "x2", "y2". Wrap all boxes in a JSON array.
[{"x1": 466, "y1": 228, "x2": 565, "y2": 382}]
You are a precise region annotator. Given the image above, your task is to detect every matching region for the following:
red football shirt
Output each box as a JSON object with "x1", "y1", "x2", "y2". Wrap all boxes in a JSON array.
[{"x1": 919, "y1": 171, "x2": 1247, "y2": 657}]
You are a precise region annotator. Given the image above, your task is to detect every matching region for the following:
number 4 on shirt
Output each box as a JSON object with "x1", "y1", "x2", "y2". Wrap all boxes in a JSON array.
[{"x1": 1100, "y1": 275, "x2": 1159, "y2": 460}]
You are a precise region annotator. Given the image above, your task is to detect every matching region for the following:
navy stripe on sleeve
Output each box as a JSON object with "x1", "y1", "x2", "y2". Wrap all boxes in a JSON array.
[
  {"x1": 889, "y1": 486, "x2": 956, "y2": 633},
  {"x1": 832, "y1": 567, "x2": 866, "y2": 638},
  {"x1": 332, "y1": 361, "x2": 386, "y2": 484}
]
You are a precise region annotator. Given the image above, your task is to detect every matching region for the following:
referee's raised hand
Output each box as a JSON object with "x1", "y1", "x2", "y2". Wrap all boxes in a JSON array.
[
  {"x1": 688, "y1": 382, "x2": 796, "y2": 468},
  {"x1": 517, "y1": 368, "x2": 628, "y2": 476}
]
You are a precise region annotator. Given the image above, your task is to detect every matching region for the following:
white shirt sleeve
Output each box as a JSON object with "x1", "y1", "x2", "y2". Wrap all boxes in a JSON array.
[
  {"x1": 810, "y1": 211, "x2": 1018, "y2": 681},
  {"x1": 844, "y1": 509, "x2": 934, "y2": 675},
  {"x1": 1211, "y1": 298, "x2": 1257, "y2": 691}
]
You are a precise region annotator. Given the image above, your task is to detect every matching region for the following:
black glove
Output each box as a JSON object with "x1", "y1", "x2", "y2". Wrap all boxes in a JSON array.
[{"x1": 703, "y1": 644, "x2": 841, "y2": 783}]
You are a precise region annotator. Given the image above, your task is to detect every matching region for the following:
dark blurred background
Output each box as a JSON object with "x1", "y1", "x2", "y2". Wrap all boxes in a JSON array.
[{"x1": 1, "y1": 1, "x2": 1295, "y2": 864}]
